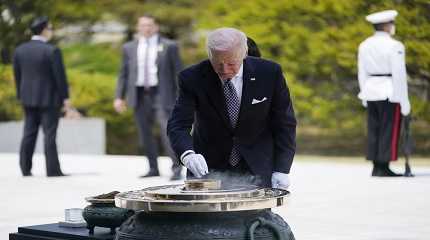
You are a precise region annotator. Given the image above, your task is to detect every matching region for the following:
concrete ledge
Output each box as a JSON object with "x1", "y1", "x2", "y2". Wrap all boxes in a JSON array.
[{"x1": 0, "y1": 118, "x2": 105, "y2": 154}]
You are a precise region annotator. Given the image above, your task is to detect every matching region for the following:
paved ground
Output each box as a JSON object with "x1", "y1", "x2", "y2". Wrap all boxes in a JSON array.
[{"x1": 1, "y1": 153, "x2": 430, "y2": 240}]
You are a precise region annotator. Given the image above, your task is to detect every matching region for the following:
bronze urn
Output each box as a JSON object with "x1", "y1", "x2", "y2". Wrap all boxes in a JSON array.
[
  {"x1": 114, "y1": 179, "x2": 294, "y2": 240},
  {"x1": 82, "y1": 191, "x2": 134, "y2": 234}
]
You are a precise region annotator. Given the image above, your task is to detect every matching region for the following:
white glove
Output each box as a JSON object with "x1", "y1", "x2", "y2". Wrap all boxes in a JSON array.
[
  {"x1": 401, "y1": 101, "x2": 411, "y2": 116},
  {"x1": 182, "y1": 153, "x2": 208, "y2": 178},
  {"x1": 362, "y1": 100, "x2": 367, "y2": 108},
  {"x1": 271, "y1": 172, "x2": 290, "y2": 190}
]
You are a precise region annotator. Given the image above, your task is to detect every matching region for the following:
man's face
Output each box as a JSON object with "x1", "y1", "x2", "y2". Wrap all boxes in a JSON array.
[
  {"x1": 42, "y1": 23, "x2": 53, "y2": 40},
  {"x1": 382, "y1": 21, "x2": 395, "y2": 35},
  {"x1": 137, "y1": 17, "x2": 158, "y2": 38},
  {"x1": 210, "y1": 50, "x2": 243, "y2": 80},
  {"x1": 389, "y1": 22, "x2": 395, "y2": 35}
]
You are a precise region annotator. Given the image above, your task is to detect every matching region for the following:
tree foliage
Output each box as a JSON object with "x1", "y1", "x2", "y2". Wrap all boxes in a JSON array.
[
  {"x1": 0, "y1": 0, "x2": 103, "y2": 63},
  {"x1": 198, "y1": 0, "x2": 430, "y2": 122}
]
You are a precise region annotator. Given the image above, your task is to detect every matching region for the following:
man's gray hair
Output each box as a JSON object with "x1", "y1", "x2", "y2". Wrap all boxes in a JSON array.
[{"x1": 206, "y1": 28, "x2": 248, "y2": 60}]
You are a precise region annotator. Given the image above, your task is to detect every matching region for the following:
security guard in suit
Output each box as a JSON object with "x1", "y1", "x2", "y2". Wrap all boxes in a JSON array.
[
  {"x1": 358, "y1": 10, "x2": 410, "y2": 177},
  {"x1": 13, "y1": 16, "x2": 70, "y2": 177}
]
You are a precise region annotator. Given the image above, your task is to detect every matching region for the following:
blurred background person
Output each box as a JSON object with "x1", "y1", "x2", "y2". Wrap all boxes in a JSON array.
[
  {"x1": 246, "y1": 37, "x2": 261, "y2": 58},
  {"x1": 357, "y1": 10, "x2": 410, "y2": 177},
  {"x1": 13, "y1": 16, "x2": 71, "y2": 177},
  {"x1": 114, "y1": 15, "x2": 183, "y2": 180}
]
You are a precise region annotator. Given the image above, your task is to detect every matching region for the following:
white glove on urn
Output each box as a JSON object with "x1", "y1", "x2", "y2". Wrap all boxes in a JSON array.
[
  {"x1": 182, "y1": 153, "x2": 208, "y2": 178},
  {"x1": 271, "y1": 172, "x2": 290, "y2": 190}
]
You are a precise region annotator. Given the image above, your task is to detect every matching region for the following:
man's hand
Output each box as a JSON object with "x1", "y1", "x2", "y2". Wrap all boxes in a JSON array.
[
  {"x1": 401, "y1": 101, "x2": 411, "y2": 116},
  {"x1": 114, "y1": 98, "x2": 127, "y2": 113},
  {"x1": 63, "y1": 99, "x2": 72, "y2": 111},
  {"x1": 271, "y1": 172, "x2": 290, "y2": 190},
  {"x1": 362, "y1": 100, "x2": 367, "y2": 108},
  {"x1": 182, "y1": 153, "x2": 208, "y2": 178}
]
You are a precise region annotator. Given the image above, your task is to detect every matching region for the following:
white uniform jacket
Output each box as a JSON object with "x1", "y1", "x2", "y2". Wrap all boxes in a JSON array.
[{"x1": 358, "y1": 31, "x2": 410, "y2": 115}]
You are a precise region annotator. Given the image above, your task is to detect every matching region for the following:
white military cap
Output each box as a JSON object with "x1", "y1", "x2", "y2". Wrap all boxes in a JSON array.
[{"x1": 365, "y1": 10, "x2": 398, "y2": 24}]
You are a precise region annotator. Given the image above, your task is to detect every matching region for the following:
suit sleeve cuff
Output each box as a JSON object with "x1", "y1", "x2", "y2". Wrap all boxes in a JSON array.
[
  {"x1": 180, "y1": 150, "x2": 195, "y2": 163},
  {"x1": 274, "y1": 155, "x2": 294, "y2": 174}
]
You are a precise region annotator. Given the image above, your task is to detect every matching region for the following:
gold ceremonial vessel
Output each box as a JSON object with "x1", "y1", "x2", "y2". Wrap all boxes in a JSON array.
[{"x1": 115, "y1": 179, "x2": 289, "y2": 212}]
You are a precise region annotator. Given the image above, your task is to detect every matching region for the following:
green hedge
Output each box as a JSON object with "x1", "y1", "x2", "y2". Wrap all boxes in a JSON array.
[
  {"x1": 62, "y1": 43, "x2": 138, "y2": 154},
  {"x1": 0, "y1": 65, "x2": 22, "y2": 121},
  {"x1": 67, "y1": 68, "x2": 138, "y2": 154},
  {"x1": 62, "y1": 43, "x2": 120, "y2": 75}
]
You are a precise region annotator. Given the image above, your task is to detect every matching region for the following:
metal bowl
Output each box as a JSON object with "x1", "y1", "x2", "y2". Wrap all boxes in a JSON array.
[
  {"x1": 184, "y1": 179, "x2": 221, "y2": 190},
  {"x1": 83, "y1": 192, "x2": 134, "y2": 234},
  {"x1": 115, "y1": 180, "x2": 289, "y2": 212}
]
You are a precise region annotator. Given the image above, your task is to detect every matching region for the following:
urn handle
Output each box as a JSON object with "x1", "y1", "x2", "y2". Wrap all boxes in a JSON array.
[{"x1": 248, "y1": 217, "x2": 285, "y2": 240}]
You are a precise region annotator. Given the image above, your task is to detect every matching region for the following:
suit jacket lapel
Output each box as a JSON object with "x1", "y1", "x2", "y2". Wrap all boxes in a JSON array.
[
  {"x1": 237, "y1": 58, "x2": 256, "y2": 128},
  {"x1": 203, "y1": 63, "x2": 233, "y2": 132},
  {"x1": 131, "y1": 40, "x2": 139, "y2": 84},
  {"x1": 156, "y1": 35, "x2": 164, "y2": 66}
]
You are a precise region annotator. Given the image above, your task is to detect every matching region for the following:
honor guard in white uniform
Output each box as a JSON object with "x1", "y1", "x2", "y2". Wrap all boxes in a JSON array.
[{"x1": 358, "y1": 10, "x2": 410, "y2": 177}]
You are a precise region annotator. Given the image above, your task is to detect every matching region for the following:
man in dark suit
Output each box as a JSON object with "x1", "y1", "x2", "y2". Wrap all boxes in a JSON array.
[
  {"x1": 167, "y1": 28, "x2": 296, "y2": 188},
  {"x1": 13, "y1": 16, "x2": 70, "y2": 177},
  {"x1": 114, "y1": 15, "x2": 183, "y2": 180}
]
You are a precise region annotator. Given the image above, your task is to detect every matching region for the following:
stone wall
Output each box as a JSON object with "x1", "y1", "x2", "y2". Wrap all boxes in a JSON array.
[{"x1": 0, "y1": 118, "x2": 105, "y2": 154}]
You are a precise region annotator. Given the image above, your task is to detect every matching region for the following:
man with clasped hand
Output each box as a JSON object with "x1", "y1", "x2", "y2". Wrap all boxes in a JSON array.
[{"x1": 114, "y1": 15, "x2": 183, "y2": 180}]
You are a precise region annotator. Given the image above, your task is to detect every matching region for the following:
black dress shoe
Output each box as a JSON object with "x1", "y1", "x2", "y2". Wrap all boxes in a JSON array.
[
  {"x1": 384, "y1": 168, "x2": 403, "y2": 177},
  {"x1": 371, "y1": 169, "x2": 381, "y2": 176},
  {"x1": 371, "y1": 162, "x2": 384, "y2": 176},
  {"x1": 371, "y1": 166, "x2": 379, "y2": 176},
  {"x1": 382, "y1": 162, "x2": 402, "y2": 177},
  {"x1": 374, "y1": 170, "x2": 402, "y2": 177},
  {"x1": 372, "y1": 167, "x2": 402, "y2": 177},
  {"x1": 23, "y1": 172, "x2": 33, "y2": 177},
  {"x1": 139, "y1": 170, "x2": 160, "y2": 178},
  {"x1": 47, "y1": 172, "x2": 69, "y2": 177},
  {"x1": 170, "y1": 171, "x2": 183, "y2": 181}
]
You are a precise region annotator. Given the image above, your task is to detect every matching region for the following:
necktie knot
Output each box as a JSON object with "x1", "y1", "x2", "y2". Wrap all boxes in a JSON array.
[{"x1": 224, "y1": 78, "x2": 235, "y2": 90}]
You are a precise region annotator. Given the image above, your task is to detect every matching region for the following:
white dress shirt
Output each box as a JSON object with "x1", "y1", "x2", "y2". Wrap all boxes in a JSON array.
[
  {"x1": 31, "y1": 35, "x2": 48, "y2": 42},
  {"x1": 358, "y1": 31, "x2": 410, "y2": 115},
  {"x1": 136, "y1": 34, "x2": 159, "y2": 87}
]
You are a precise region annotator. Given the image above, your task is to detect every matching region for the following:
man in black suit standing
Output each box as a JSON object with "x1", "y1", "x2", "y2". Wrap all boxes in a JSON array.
[
  {"x1": 167, "y1": 28, "x2": 296, "y2": 188},
  {"x1": 13, "y1": 16, "x2": 70, "y2": 177},
  {"x1": 114, "y1": 15, "x2": 183, "y2": 180}
]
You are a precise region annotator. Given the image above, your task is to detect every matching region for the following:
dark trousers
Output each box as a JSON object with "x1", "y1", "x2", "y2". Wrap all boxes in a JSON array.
[
  {"x1": 20, "y1": 106, "x2": 62, "y2": 175},
  {"x1": 366, "y1": 100, "x2": 402, "y2": 163},
  {"x1": 134, "y1": 87, "x2": 181, "y2": 172}
]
